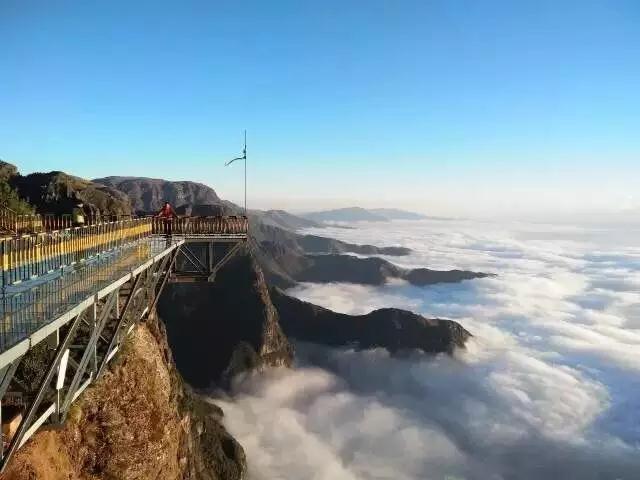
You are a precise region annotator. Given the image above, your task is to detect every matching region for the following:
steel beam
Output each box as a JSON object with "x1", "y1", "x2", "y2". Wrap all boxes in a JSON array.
[
  {"x1": 59, "y1": 289, "x2": 119, "y2": 416},
  {"x1": 144, "y1": 251, "x2": 170, "y2": 294},
  {"x1": 0, "y1": 361, "x2": 20, "y2": 399},
  {"x1": 95, "y1": 274, "x2": 143, "y2": 380},
  {"x1": 139, "y1": 253, "x2": 169, "y2": 315},
  {"x1": 178, "y1": 244, "x2": 209, "y2": 274},
  {"x1": 147, "y1": 247, "x2": 180, "y2": 315},
  {"x1": 1, "y1": 310, "x2": 86, "y2": 472},
  {"x1": 207, "y1": 240, "x2": 244, "y2": 282}
]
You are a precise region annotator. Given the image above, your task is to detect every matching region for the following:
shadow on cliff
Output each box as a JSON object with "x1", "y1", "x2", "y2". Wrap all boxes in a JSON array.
[{"x1": 157, "y1": 245, "x2": 294, "y2": 390}]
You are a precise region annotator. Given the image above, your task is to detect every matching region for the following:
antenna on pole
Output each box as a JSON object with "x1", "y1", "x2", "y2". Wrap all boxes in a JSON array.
[{"x1": 225, "y1": 130, "x2": 248, "y2": 215}]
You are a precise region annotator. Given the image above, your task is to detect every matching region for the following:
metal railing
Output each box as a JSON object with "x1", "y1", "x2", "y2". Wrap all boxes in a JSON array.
[
  {"x1": 1, "y1": 205, "x2": 137, "y2": 235},
  {"x1": 0, "y1": 218, "x2": 152, "y2": 287},
  {"x1": 41, "y1": 214, "x2": 72, "y2": 231},
  {"x1": 151, "y1": 215, "x2": 248, "y2": 236},
  {"x1": 0, "y1": 239, "x2": 170, "y2": 353},
  {"x1": 0, "y1": 207, "x2": 42, "y2": 235}
]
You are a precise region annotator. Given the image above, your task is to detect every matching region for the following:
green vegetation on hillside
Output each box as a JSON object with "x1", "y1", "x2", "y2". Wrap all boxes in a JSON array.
[{"x1": 0, "y1": 160, "x2": 34, "y2": 214}]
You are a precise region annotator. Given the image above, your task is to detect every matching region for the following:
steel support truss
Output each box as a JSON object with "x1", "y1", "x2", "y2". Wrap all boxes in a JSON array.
[
  {"x1": 0, "y1": 245, "x2": 180, "y2": 472},
  {"x1": 172, "y1": 238, "x2": 246, "y2": 283}
]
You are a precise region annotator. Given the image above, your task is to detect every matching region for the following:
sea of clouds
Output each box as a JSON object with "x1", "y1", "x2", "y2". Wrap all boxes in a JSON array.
[{"x1": 218, "y1": 218, "x2": 640, "y2": 479}]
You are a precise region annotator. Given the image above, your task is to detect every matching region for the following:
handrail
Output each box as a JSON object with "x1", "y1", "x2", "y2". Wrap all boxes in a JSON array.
[
  {"x1": 0, "y1": 204, "x2": 138, "y2": 236},
  {"x1": 0, "y1": 205, "x2": 21, "y2": 234},
  {"x1": 0, "y1": 204, "x2": 47, "y2": 235},
  {"x1": 151, "y1": 215, "x2": 249, "y2": 236}
]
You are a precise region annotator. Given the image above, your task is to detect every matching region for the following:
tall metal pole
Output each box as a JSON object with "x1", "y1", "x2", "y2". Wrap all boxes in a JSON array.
[
  {"x1": 224, "y1": 130, "x2": 248, "y2": 215},
  {"x1": 244, "y1": 130, "x2": 247, "y2": 215}
]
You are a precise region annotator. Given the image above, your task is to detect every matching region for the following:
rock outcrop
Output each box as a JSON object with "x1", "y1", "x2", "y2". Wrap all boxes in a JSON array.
[
  {"x1": 158, "y1": 246, "x2": 294, "y2": 389},
  {"x1": 0, "y1": 160, "x2": 18, "y2": 182},
  {"x1": 2, "y1": 313, "x2": 246, "y2": 480},
  {"x1": 271, "y1": 288, "x2": 471, "y2": 354}
]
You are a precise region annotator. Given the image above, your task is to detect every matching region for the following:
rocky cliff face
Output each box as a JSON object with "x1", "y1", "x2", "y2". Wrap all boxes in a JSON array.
[
  {"x1": 94, "y1": 176, "x2": 221, "y2": 214},
  {"x1": 271, "y1": 288, "x2": 471, "y2": 354},
  {"x1": 2, "y1": 313, "x2": 246, "y2": 480},
  {"x1": 158, "y1": 246, "x2": 294, "y2": 389}
]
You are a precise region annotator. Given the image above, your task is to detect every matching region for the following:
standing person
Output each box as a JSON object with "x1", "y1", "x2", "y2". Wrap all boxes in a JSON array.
[
  {"x1": 156, "y1": 201, "x2": 176, "y2": 236},
  {"x1": 72, "y1": 201, "x2": 86, "y2": 227}
]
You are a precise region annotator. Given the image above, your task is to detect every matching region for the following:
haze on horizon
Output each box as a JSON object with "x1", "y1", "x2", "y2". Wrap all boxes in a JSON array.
[{"x1": 1, "y1": 0, "x2": 638, "y2": 219}]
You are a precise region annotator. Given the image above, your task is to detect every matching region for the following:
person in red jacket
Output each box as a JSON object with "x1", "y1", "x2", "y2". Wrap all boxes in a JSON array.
[
  {"x1": 157, "y1": 202, "x2": 176, "y2": 218},
  {"x1": 156, "y1": 201, "x2": 176, "y2": 236}
]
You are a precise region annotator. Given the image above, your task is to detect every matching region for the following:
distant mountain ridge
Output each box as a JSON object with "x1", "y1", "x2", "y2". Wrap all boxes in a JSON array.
[
  {"x1": 93, "y1": 176, "x2": 221, "y2": 214},
  {"x1": 369, "y1": 208, "x2": 431, "y2": 220},
  {"x1": 249, "y1": 209, "x2": 321, "y2": 230},
  {"x1": 272, "y1": 288, "x2": 471, "y2": 354},
  {"x1": 303, "y1": 206, "x2": 430, "y2": 223}
]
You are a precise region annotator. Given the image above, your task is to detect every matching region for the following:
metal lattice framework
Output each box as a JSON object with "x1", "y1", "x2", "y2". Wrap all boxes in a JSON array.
[{"x1": 172, "y1": 239, "x2": 246, "y2": 283}]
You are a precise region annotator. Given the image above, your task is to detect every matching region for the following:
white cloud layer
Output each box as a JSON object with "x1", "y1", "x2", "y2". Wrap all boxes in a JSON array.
[{"x1": 218, "y1": 219, "x2": 640, "y2": 479}]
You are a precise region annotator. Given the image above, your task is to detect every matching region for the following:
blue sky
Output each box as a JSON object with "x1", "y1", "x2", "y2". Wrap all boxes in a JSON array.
[{"x1": 1, "y1": 0, "x2": 638, "y2": 216}]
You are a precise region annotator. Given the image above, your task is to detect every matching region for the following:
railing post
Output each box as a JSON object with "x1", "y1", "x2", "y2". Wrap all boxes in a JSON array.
[{"x1": 1, "y1": 239, "x2": 6, "y2": 292}]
